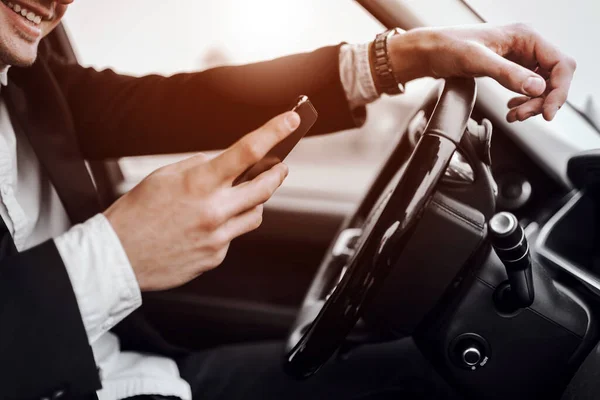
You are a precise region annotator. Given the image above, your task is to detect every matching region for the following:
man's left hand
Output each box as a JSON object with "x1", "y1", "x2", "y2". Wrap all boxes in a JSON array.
[{"x1": 386, "y1": 23, "x2": 576, "y2": 122}]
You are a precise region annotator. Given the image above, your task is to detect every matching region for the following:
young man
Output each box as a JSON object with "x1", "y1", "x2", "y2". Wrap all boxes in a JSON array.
[{"x1": 0, "y1": 1, "x2": 576, "y2": 399}]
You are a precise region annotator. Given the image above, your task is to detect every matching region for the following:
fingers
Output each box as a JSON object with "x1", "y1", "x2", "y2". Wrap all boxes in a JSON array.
[
  {"x1": 210, "y1": 111, "x2": 300, "y2": 181},
  {"x1": 180, "y1": 152, "x2": 287, "y2": 233},
  {"x1": 198, "y1": 205, "x2": 265, "y2": 270},
  {"x1": 465, "y1": 24, "x2": 574, "y2": 121},
  {"x1": 199, "y1": 163, "x2": 288, "y2": 226},
  {"x1": 506, "y1": 57, "x2": 574, "y2": 123},
  {"x1": 219, "y1": 204, "x2": 265, "y2": 240},
  {"x1": 174, "y1": 152, "x2": 226, "y2": 188},
  {"x1": 507, "y1": 96, "x2": 530, "y2": 109},
  {"x1": 469, "y1": 45, "x2": 546, "y2": 97},
  {"x1": 226, "y1": 163, "x2": 289, "y2": 217},
  {"x1": 507, "y1": 24, "x2": 576, "y2": 120},
  {"x1": 541, "y1": 60, "x2": 576, "y2": 120},
  {"x1": 507, "y1": 97, "x2": 545, "y2": 122}
]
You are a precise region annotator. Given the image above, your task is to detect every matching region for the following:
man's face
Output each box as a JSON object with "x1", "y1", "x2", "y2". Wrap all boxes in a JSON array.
[{"x1": 0, "y1": 0, "x2": 72, "y2": 67}]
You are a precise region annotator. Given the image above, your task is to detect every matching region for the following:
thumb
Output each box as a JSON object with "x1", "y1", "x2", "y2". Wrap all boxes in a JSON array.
[{"x1": 471, "y1": 45, "x2": 546, "y2": 97}]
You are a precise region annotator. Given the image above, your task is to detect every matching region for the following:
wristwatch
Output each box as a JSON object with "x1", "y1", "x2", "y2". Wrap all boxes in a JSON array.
[{"x1": 371, "y1": 28, "x2": 405, "y2": 95}]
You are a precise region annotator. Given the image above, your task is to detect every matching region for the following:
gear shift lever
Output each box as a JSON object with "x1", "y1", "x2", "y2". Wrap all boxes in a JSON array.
[{"x1": 489, "y1": 212, "x2": 535, "y2": 308}]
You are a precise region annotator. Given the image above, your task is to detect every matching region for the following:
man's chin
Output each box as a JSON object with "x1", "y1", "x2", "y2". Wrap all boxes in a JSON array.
[
  {"x1": 0, "y1": 43, "x2": 38, "y2": 68},
  {"x1": 8, "y1": 56, "x2": 36, "y2": 68}
]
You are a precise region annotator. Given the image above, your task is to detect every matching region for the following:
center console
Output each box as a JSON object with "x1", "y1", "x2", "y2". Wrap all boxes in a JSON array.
[
  {"x1": 534, "y1": 191, "x2": 600, "y2": 400},
  {"x1": 536, "y1": 192, "x2": 600, "y2": 294},
  {"x1": 413, "y1": 187, "x2": 600, "y2": 399},
  {"x1": 407, "y1": 143, "x2": 600, "y2": 399},
  {"x1": 359, "y1": 124, "x2": 600, "y2": 398}
]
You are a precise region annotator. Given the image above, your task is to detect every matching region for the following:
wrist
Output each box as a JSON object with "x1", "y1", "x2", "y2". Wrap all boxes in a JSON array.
[
  {"x1": 103, "y1": 205, "x2": 143, "y2": 288},
  {"x1": 369, "y1": 29, "x2": 405, "y2": 95},
  {"x1": 386, "y1": 28, "x2": 435, "y2": 84}
]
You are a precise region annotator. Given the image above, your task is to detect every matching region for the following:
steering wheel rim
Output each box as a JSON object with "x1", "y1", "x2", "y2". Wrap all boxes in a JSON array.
[{"x1": 284, "y1": 78, "x2": 478, "y2": 378}]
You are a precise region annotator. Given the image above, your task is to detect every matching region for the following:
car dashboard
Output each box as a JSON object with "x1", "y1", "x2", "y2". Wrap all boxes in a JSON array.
[{"x1": 416, "y1": 103, "x2": 600, "y2": 399}]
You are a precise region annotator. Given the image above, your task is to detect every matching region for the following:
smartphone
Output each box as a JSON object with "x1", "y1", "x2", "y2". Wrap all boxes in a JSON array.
[{"x1": 232, "y1": 95, "x2": 318, "y2": 186}]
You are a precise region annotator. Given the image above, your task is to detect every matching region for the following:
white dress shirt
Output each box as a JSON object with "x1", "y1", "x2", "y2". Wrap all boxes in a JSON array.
[{"x1": 0, "y1": 43, "x2": 378, "y2": 400}]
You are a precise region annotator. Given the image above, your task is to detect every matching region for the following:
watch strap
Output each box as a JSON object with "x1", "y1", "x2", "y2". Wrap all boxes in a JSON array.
[{"x1": 371, "y1": 28, "x2": 405, "y2": 95}]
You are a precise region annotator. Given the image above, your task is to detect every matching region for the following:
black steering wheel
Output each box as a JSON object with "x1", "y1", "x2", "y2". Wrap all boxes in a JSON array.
[{"x1": 285, "y1": 78, "x2": 478, "y2": 378}]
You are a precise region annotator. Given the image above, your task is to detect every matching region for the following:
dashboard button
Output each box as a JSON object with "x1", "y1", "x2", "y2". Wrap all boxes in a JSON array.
[
  {"x1": 449, "y1": 333, "x2": 491, "y2": 371},
  {"x1": 462, "y1": 346, "x2": 482, "y2": 366}
]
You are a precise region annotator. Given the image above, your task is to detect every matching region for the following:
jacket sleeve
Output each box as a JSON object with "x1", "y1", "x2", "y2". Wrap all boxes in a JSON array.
[
  {"x1": 46, "y1": 44, "x2": 365, "y2": 159},
  {"x1": 0, "y1": 240, "x2": 101, "y2": 400}
]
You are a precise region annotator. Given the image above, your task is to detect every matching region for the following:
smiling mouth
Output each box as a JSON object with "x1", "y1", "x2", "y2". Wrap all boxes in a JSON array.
[{"x1": 1, "y1": 1, "x2": 43, "y2": 25}]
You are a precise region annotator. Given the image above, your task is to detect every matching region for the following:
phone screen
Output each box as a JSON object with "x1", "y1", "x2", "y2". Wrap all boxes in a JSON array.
[{"x1": 232, "y1": 96, "x2": 318, "y2": 186}]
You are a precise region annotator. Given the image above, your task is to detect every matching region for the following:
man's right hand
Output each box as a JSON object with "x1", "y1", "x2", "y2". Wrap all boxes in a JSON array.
[{"x1": 104, "y1": 111, "x2": 300, "y2": 291}]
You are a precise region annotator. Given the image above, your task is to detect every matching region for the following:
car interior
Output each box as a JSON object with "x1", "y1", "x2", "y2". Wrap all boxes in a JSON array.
[{"x1": 49, "y1": 0, "x2": 600, "y2": 398}]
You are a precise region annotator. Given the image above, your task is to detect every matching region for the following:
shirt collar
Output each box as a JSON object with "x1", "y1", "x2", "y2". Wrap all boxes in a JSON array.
[{"x1": 0, "y1": 66, "x2": 9, "y2": 87}]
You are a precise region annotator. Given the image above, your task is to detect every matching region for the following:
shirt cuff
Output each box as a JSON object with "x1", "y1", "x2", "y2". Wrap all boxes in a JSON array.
[
  {"x1": 339, "y1": 43, "x2": 380, "y2": 110},
  {"x1": 54, "y1": 213, "x2": 141, "y2": 344}
]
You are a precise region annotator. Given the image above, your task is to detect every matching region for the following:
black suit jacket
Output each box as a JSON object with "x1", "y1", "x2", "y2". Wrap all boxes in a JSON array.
[{"x1": 0, "y1": 41, "x2": 363, "y2": 400}]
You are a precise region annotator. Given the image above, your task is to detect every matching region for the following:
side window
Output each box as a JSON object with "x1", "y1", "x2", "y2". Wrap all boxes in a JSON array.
[{"x1": 63, "y1": 0, "x2": 421, "y2": 200}]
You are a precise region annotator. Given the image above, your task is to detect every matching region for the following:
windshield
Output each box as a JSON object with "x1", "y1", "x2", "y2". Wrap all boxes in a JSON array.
[{"x1": 467, "y1": 0, "x2": 600, "y2": 122}]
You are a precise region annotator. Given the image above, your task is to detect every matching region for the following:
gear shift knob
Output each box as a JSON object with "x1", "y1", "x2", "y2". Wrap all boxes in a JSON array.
[{"x1": 489, "y1": 212, "x2": 534, "y2": 307}]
